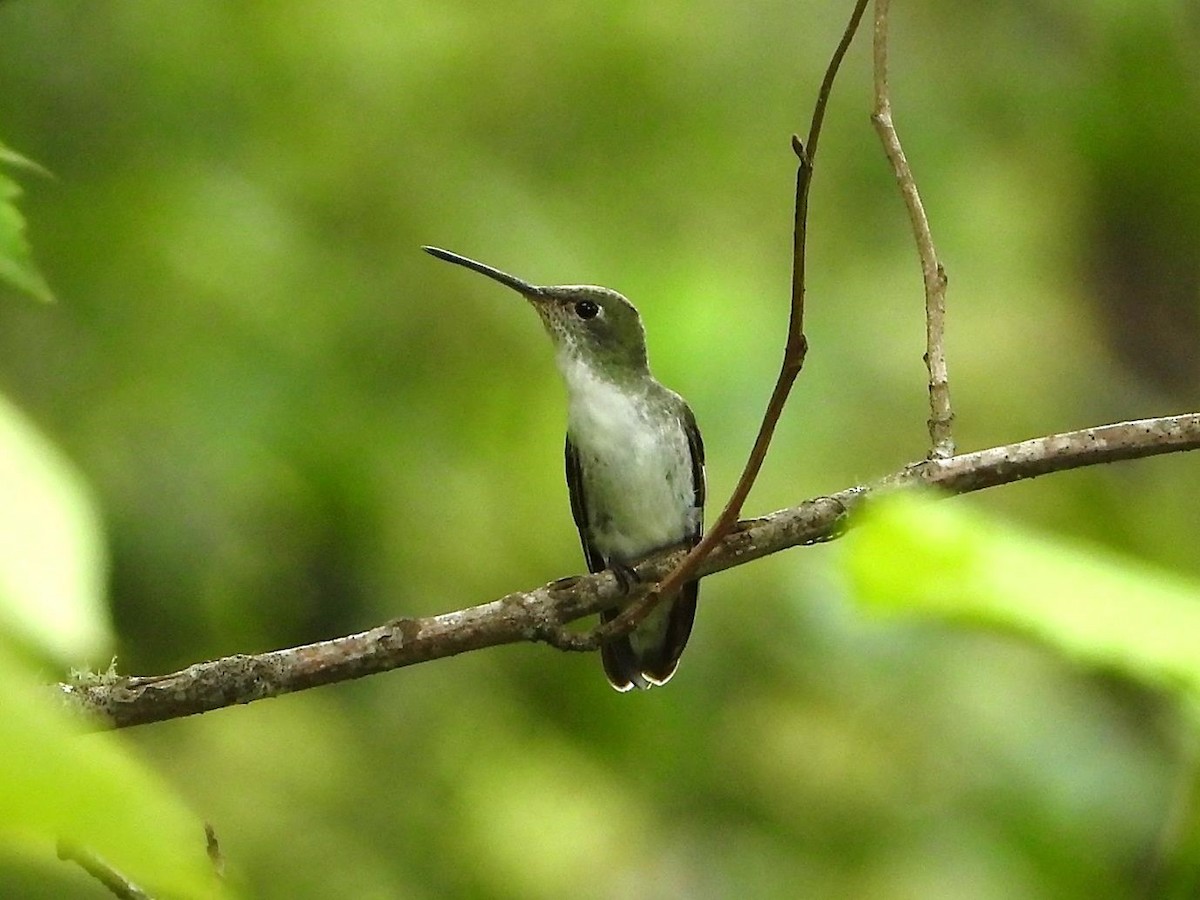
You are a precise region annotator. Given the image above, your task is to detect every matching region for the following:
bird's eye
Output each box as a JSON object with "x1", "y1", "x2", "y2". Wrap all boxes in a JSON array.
[{"x1": 574, "y1": 300, "x2": 600, "y2": 320}]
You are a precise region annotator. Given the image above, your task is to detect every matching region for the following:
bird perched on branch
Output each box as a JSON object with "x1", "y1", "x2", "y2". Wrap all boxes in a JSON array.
[{"x1": 425, "y1": 247, "x2": 705, "y2": 690}]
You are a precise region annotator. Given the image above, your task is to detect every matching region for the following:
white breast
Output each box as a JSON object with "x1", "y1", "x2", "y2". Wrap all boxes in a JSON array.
[{"x1": 563, "y1": 361, "x2": 697, "y2": 564}]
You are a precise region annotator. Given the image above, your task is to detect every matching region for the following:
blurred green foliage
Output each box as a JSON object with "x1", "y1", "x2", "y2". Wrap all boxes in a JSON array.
[
  {"x1": 0, "y1": 392, "x2": 109, "y2": 661},
  {"x1": 850, "y1": 494, "x2": 1200, "y2": 705},
  {"x1": 0, "y1": 646, "x2": 217, "y2": 899},
  {"x1": 0, "y1": 1, "x2": 1198, "y2": 897}
]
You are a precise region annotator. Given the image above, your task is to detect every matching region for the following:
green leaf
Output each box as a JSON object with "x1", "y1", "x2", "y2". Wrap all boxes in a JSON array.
[
  {"x1": 0, "y1": 393, "x2": 111, "y2": 662},
  {"x1": 845, "y1": 492, "x2": 1200, "y2": 702},
  {"x1": 0, "y1": 140, "x2": 53, "y2": 303},
  {"x1": 0, "y1": 643, "x2": 220, "y2": 897}
]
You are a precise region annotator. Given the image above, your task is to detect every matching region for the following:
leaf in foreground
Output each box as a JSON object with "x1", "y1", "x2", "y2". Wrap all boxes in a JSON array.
[
  {"x1": 0, "y1": 393, "x2": 111, "y2": 661},
  {"x1": 845, "y1": 493, "x2": 1200, "y2": 702},
  {"x1": 0, "y1": 643, "x2": 218, "y2": 897}
]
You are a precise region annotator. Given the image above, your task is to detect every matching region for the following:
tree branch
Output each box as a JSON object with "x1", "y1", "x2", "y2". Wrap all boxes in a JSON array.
[
  {"x1": 871, "y1": 0, "x2": 955, "y2": 458},
  {"x1": 60, "y1": 412, "x2": 1200, "y2": 730}
]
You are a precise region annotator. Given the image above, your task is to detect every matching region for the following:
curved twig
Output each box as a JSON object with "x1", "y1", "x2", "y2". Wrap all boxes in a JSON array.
[{"x1": 581, "y1": 0, "x2": 873, "y2": 649}]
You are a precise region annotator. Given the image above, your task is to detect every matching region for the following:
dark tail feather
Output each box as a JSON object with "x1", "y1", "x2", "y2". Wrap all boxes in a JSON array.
[
  {"x1": 600, "y1": 608, "x2": 647, "y2": 692},
  {"x1": 640, "y1": 581, "x2": 697, "y2": 685},
  {"x1": 601, "y1": 581, "x2": 699, "y2": 691}
]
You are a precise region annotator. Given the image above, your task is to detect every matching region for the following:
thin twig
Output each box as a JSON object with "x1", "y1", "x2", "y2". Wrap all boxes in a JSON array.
[
  {"x1": 577, "y1": 0, "x2": 873, "y2": 649},
  {"x1": 205, "y1": 823, "x2": 225, "y2": 881},
  {"x1": 871, "y1": 0, "x2": 954, "y2": 458},
  {"x1": 57, "y1": 840, "x2": 154, "y2": 900},
  {"x1": 59, "y1": 412, "x2": 1200, "y2": 729}
]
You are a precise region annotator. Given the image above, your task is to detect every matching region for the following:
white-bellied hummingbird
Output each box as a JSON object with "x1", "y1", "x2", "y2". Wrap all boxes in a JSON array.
[{"x1": 424, "y1": 247, "x2": 705, "y2": 690}]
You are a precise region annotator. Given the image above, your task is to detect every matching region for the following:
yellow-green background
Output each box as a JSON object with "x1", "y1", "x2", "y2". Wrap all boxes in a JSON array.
[{"x1": 1, "y1": 1, "x2": 1198, "y2": 896}]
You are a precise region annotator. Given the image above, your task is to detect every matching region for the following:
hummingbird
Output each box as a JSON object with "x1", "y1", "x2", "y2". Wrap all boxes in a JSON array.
[{"x1": 424, "y1": 246, "x2": 705, "y2": 691}]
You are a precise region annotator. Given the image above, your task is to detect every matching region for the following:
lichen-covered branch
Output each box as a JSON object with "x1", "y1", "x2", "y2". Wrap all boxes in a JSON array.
[{"x1": 59, "y1": 412, "x2": 1200, "y2": 730}]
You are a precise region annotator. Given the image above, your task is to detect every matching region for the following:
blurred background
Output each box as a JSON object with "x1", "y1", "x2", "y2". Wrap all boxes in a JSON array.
[{"x1": 1, "y1": 0, "x2": 1199, "y2": 896}]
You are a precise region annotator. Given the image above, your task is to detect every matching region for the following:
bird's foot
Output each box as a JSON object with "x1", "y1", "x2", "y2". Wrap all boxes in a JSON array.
[{"x1": 609, "y1": 563, "x2": 641, "y2": 594}]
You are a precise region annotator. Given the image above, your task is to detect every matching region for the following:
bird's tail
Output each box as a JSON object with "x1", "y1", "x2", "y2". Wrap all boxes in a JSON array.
[{"x1": 600, "y1": 581, "x2": 698, "y2": 691}]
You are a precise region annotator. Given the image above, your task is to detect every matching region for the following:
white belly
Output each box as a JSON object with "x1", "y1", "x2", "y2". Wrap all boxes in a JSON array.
[{"x1": 566, "y1": 374, "x2": 697, "y2": 564}]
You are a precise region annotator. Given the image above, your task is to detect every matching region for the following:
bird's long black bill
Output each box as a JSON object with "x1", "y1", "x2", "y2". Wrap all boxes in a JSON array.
[{"x1": 422, "y1": 246, "x2": 542, "y2": 297}]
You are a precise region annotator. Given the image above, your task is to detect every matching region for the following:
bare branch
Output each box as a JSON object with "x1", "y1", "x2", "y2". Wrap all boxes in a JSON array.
[
  {"x1": 60, "y1": 412, "x2": 1200, "y2": 730},
  {"x1": 871, "y1": 0, "x2": 955, "y2": 458}
]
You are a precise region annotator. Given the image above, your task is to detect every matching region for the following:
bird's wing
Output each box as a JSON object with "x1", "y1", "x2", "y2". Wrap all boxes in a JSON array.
[
  {"x1": 564, "y1": 436, "x2": 606, "y2": 573},
  {"x1": 682, "y1": 403, "x2": 706, "y2": 541}
]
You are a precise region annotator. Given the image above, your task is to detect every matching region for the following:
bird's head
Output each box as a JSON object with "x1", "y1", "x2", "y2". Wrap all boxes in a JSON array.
[{"x1": 424, "y1": 247, "x2": 649, "y2": 377}]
